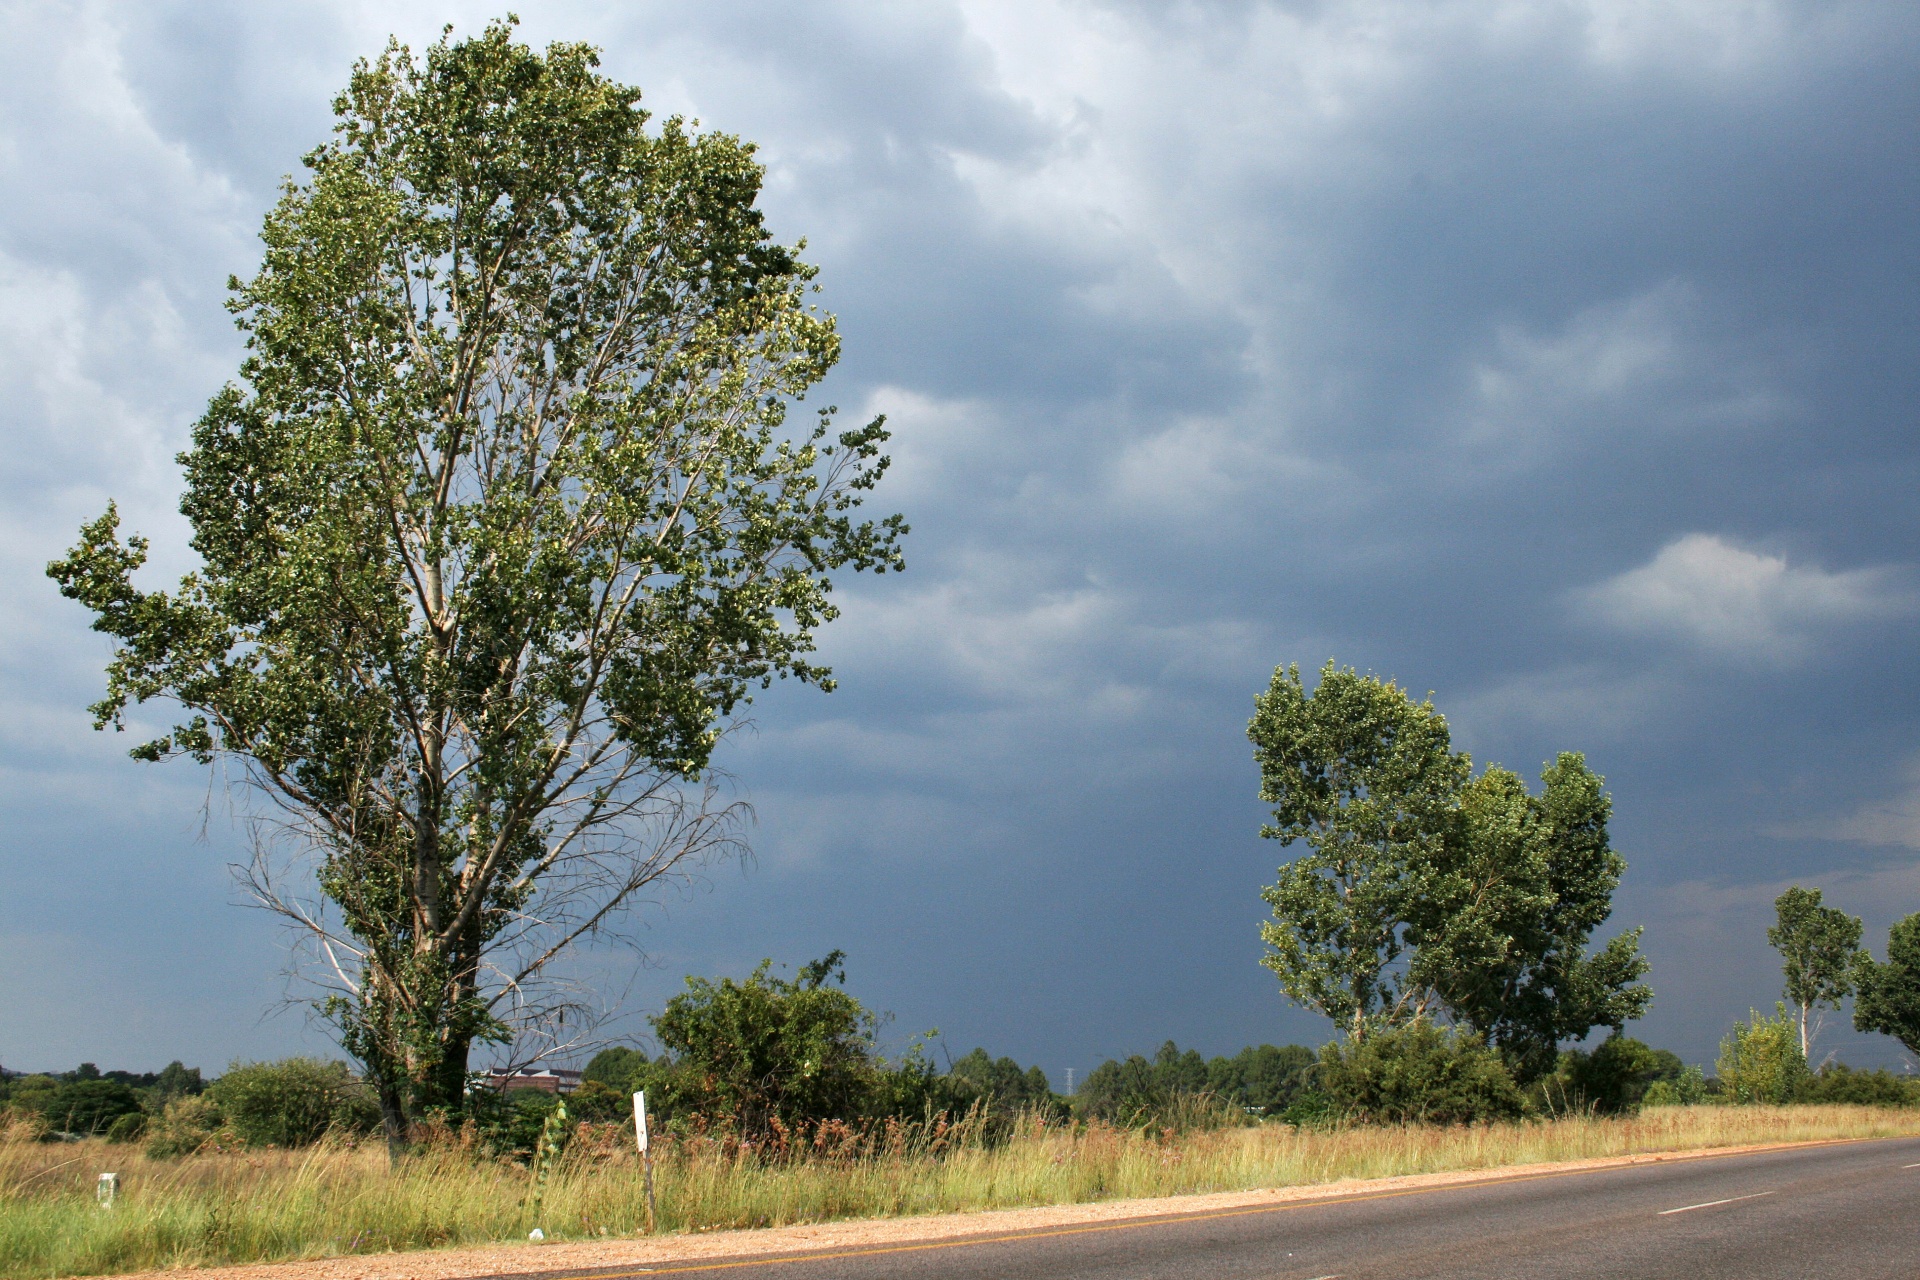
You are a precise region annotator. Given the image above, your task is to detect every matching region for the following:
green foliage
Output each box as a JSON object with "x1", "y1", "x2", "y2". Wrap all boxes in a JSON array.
[
  {"x1": 1207, "y1": 1044, "x2": 1316, "y2": 1115},
  {"x1": 1768, "y1": 887, "x2": 1865, "y2": 1056},
  {"x1": 105, "y1": 1112, "x2": 150, "y2": 1143},
  {"x1": 1252, "y1": 662, "x2": 1467, "y2": 1038},
  {"x1": 1793, "y1": 1063, "x2": 1918, "y2": 1106},
  {"x1": 1535, "y1": 1035, "x2": 1682, "y2": 1114},
  {"x1": 47, "y1": 17, "x2": 903, "y2": 1139},
  {"x1": 143, "y1": 1094, "x2": 229, "y2": 1158},
  {"x1": 1642, "y1": 1066, "x2": 1709, "y2": 1107},
  {"x1": 1420, "y1": 757, "x2": 1651, "y2": 1081},
  {"x1": 1716, "y1": 1005, "x2": 1809, "y2": 1104},
  {"x1": 464, "y1": 1088, "x2": 574, "y2": 1162},
  {"x1": 583, "y1": 1047, "x2": 649, "y2": 1091},
  {"x1": 155, "y1": 1061, "x2": 206, "y2": 1099},
  {"x1": 30, "y1": 1079, "x2": 144, "y2": 1137},
  {"x1": 211, "y1": 1058, "x2": 380, "y2": 1147},
  {"x1": 1314, "y1": 1021, "x2": 1524, "y2": 1125},
  {"x1": 944, "y1": 1049, "x2": 1055, "y2": 1118},
  {"x1": 1854, "y1": 913, "x2": 1920, "y2": 1056},
  {"x1": 1077, "y1": 1042, "x2": 1206, "y2": 1125},
  {"x1": 1077, "y1": 1041, "x2": 1317, "y2": 1125},
  {"x1": 650, "y1": 953, "x2": 888, "y2": 1138},
  {"x1": 1251, "y1": 664, "x2": 1647, "y2": 1066}
]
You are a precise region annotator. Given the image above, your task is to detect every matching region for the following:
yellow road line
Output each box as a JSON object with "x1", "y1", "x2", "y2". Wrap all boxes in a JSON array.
[{"x1": 540, "y1": 1136, "x2": 1889, "y2": 1280}]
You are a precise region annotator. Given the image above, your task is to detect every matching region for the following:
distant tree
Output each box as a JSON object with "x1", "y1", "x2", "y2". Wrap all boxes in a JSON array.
[
  {"x1": 154, "y1": 1061, "x2": 205, "y2": 1099},
  {"x1": 1251, "y1": 663, "x2": 1647, "y2": 1067},
  {"x1": 1204, "y1": 1044, "x2": 1314, "y2": 1114},
  {"x1": 47, "y1": 21, "x2": 902, "y2": 1152},
  {"x1": 1767, "y1": 887, "x2": 1865, "y2": 1058},
  {"x1": 946, "y1": 1049, "x2": 1051, "y2": 1112},
  {"x1": 39, "y1": 1079, "x2": 143, "y2": 1137},
  {"x1": 1252, "y1": 662, "x2": 1467, "y2": 1040},
  {"x1": 582, "y1": 1046, "x2": 649, "y2": 1092},
  {"x1": 1416, "y1": 756, "x2": 1650, "y2": 1081},
  {"x1": 1854, "y1": 913, "x2": 1920, "y2": 1057}
]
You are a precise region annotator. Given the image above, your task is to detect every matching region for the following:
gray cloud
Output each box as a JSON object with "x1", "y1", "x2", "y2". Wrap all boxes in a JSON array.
[{"x1": 2, "y1": 0, "x2": 1918, "y2": 1074}]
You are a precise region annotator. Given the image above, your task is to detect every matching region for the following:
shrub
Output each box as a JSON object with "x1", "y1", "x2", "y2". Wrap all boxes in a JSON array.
[
  {"x1": 31, "y1": 1079, "x2": 143, "y2": 1138},
  {"x1": 211, "y1": 1058, "x2": 379, "y2": 1147},
  {"x1": 104, "y1": 1111, "x2": 149, "y2": 1143},
  {"x1": 651, "y1": 952, "x2": 884, "y2": 1138},
  {"x1": 1716, "y1": 1004, "x2": 1809, "y2": 1104},
  {"x1": 1537, "y1": 1035, "x2": 1684, "y2": 1114},
  {"x1": 1642, "y1": 1065, "x2": 1708, "y2": 1107},
  {"x1": 144, "y1": 1094, "x2": 228, "y2": 1158},
  {"x1": 1315, "y1": 1022, "x2": 1524, "y2": 1124},
  {"x1": 1795, "y1": 1063, "x2": 1918, "y2": 1106}
]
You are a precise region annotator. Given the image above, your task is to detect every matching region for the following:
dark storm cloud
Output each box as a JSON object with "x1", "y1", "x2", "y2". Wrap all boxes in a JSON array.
[{"x1": 0, "y1": 1, "x2": 1915, "y2": 1074}]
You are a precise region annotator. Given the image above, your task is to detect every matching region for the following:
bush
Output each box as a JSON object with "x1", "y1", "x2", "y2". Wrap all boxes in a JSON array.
[
  {"x1": 1716, "y1": 1005, "x2": 1808, "y2": 1104},
  {"x1": 1643, "y1": 1066, "x2": 1709, "y2": 1107},
  {"x1": 1537, "y1": 1035, "x2": 1684, "y2": 1114},
  {"x1": 144, "y1": 1094, "x2": 228, "y2": 1158},
  {"x1": 27, "y1": 1079, "x2": 143, "y2": 1138},
  {"x1": 104, "y1": 1111, "x2": 149, "y2": 1143},
  {"x1": 211, "y1": 1058, "x2": 379, "y2": 1147},
  {"x1": 1794, "y1": 1063, "x2": 1918, "y2": 1106},
  {"x1": 651, "y1": 952, "x2": 886, "y2": 1138},
  {"x1": 1315, "y1": 1022, "x2": 1524, "y2": 1125}
]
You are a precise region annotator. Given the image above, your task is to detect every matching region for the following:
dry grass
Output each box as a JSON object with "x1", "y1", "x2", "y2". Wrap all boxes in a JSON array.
[{"x1": 4, "y1": 1105, "x2": 1918, "y2": 1280}]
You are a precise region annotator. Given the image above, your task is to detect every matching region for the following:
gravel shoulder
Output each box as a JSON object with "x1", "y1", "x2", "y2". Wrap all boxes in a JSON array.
[{"x1": 105, "y1": 1138, "x2": 1858, "y2": 1280}]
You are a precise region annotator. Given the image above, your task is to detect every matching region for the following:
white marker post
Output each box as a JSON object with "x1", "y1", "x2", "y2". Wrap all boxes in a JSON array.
[
  {"x1": 633, "y1": 1090, "x2": 656, "y2": 1234},
  {"x1": 96, "y1": 1173, "x2": 117, "y2": 1209}
]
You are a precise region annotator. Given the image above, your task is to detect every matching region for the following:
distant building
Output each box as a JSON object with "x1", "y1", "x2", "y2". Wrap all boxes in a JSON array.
[{"x1": 484, "y1": 1067, "x2": 583, "y2": 1094}]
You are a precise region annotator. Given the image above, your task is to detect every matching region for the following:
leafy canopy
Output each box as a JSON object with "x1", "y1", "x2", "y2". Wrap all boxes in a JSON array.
[
  {"x1": 1854, "y1": 912, "x2": 1920, "y2": 1057},
  {"x1": 1767, "y1": 886, "x2": 1865, "y2": 1057},
  {"x1": 47, "y1": 19, "x2": 903, "y2": 1141},
  {"x1": 1251, "y1": 661, "x2": 1648, "y2": 1069}
]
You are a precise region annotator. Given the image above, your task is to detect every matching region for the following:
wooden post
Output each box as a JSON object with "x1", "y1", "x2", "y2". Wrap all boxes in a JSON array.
[{"x1": 634, "y1": 1090, "x2": 656, "y2": 1234}]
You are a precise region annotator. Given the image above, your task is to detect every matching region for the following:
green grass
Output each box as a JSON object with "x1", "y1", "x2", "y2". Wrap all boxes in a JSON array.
[{"x1": 5, "y1": 1105, "x2": 1919, "y2": 1279}]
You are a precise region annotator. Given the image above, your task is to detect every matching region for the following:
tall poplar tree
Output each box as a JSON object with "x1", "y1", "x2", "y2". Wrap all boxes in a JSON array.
[
  {"x1": 49, "y1": 21, "x2": 903, "y2": 1148},
  {"x1": 1767, "y1": 886, "x2": 1865, "y2": 1057}
]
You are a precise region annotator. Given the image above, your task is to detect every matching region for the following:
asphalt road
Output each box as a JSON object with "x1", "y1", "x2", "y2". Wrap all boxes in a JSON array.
[{"x1": 527, "y1": 1136, "x2": 1920, "y2": 1280}]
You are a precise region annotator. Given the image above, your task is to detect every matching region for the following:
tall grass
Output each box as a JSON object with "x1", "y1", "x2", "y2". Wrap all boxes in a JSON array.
[{"x1": 4, "y1": 1105, "x2": 1918, "y2": 1279}]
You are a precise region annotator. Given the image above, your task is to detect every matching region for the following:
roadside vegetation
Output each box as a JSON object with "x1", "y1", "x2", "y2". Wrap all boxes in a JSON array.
[
  {"x1": 5, "y1": 1103, "x2": 1920, "y2": 1280},
  {"x1": 15, "y1": 18, "x2": 1920, "y2": 1280}
]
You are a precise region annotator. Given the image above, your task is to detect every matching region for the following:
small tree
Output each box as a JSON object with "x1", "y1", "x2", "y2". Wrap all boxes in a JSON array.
[
  {"x1": 48, "y1": 22, "x2": 902, "y2": 1150},
  {"x1": 650, "y1": 951, "x2": 880, "y2": 1138},
  {"x1": 1767, "y1": 887, "x2": 1865, "y2": 1058},
  {"x1": 1252, "y1": 662, "x2": 1467, "y2": 1039},
  {"x1": 1716, "y1": 1004, "x2": 1808, "y2": 1104},
  {"x1": 1854, "y1": 913, "x2": 1920, "y2": 1057}
]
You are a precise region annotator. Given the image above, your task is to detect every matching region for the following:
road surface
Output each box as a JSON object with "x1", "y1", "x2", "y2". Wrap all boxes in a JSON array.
[{"x1": 516, "y1": 1136, "x2": 1920, "y2": 1280}]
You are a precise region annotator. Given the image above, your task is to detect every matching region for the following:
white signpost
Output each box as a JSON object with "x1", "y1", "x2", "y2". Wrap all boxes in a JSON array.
[
  {"x1": 96, "y1": 1173, "x2": 118, "y2": 1209},
  {"x1": 633, "y1": 1091, "x2": 657, "y2": 1233}
]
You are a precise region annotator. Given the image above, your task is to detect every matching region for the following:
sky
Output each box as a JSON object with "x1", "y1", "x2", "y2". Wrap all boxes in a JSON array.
[{"x1": 2, "y1": 0, "x2": 1917, "y2": 1080}]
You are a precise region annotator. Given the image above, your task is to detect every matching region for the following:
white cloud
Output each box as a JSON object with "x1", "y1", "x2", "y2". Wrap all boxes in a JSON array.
[{"x1": 1576, "y1": 534, "x2": 1915, "y2": 664}]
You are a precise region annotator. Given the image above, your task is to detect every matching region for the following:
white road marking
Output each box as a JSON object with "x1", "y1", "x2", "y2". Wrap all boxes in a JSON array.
[
  {"x1": 1658, "y1": 1191, "x2": 1772, "y2": 1216},
  {"x1": 1903, "y1": 1162, "x2": 1920, "y2": 1169}
]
